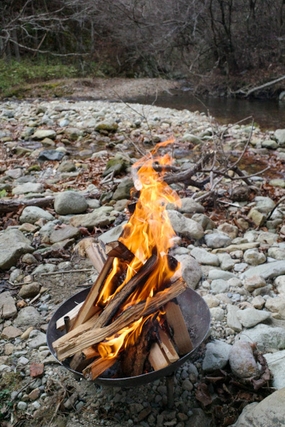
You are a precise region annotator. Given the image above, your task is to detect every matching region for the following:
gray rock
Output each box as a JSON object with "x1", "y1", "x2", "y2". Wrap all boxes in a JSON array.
[
  {"x1": 28, "y1": 330, "x2": 47, "y2": 349},
  {"x1": 204, "y1": 232, "x2": 232, "y2": 248},
  {"x1": 275, "y1": 129, "x2": 285, "y2": 146},
  {"x1": 217, "y1": 223, "x2": 238, "y2": 239},
  {"x1": 210, "y1": 307, "x2": 225, "y2": 321},
  {"x1": 57, "y1": 161, "x2": 76, "y2": 173},
  {"x1": 229, "y1": 341, "x2": 259, "y2": 378},
  {"x1": 238, "y1": 324, "x2": 285, "y2": 352},
  {"x1": 69, "y1": 206, "x2": 116, "y2": 228},
  {"x1": 230, "y1": 388, "x2": 285, "y2": 427},
  {"x1": 64, "y1": 127, "x2": 83, "y2": 140},
  {"x1": 202, "y1": 340, "x2": 232, "y2": 372},
  {"x1": 243, "y1": 248, "x2": 266, "y2": 265},
  {"x1": 32, "y1": 129, "x2": 56, "y2": 140},
  {"x1": 265, "y1": 296, "x2": 285, "y2": 319},
  {"x1": 178, "y1": 198, "x2": 205, "y2": 214},
  {"x1": 18, "y1": 282, "x2": 40, "y2": 299},
  {"x1": 32, "y1": 263, "x2": 57, "y2": 275},
  {"x1": 268, "y1": 247, "x2": 285, "y2": 260},
  {"x1": 236, "y1": 308, "x2": 271, "y2": 328},
  {"x1": 167, "y1": 210, "x2": 204, "y2": 240},
  {"x1": 19, "y1": 206, "x2": 54, "y2": 224},
  {"x1": 174, "y1": 254, "x2": 202, "y2": 289},
  {"x1": 218, "y1": 253, "x2": 236, "y2": 270},
  {"x1": 191, "y1": 214, "x2": 216, "y2": 230},
  {"x1": 208, "y1": 269, "x2": 235, "y2": 280},
  {"x1": 254, "y1": 196, "x2": 276, "y2": 213},
  {"x1": 190, "y1": 247, "x2": 220, "y2": 266},
  {"x1": 12, "y1": 182, "x2": 44, "y2": 195},
  {"x1": 247, "y1": 208, "x2": 266, "y2": 227},
  {"x1": 241, "y1": 261, "x2": 285, "y2": 280},
  {"x1": 264, "y1": 350, "x2": 285, "y2": 389},
  {"x1": 113, "y1": 178, "x2": 133, "y2": 200},
  {"x1": 227, "y1": 304, "x2": 242, "y2": 332},
  {"x1": 99, "y1": 222, "x2": 127, "y2": 245},
  {"x1": 0, "y1": 291, "x2": 17, "y2": 319},
  {"x1": 261, "y1": 139, "x2": 278, "y2": 149},
  {"x1": 54, "y1": 191, "x2": 88, "y2": 215},
  {"x1": 49, "y1": 225, "x2": 80, "y2": 244},
  {"x1": 243, "y1": 275, "x2": 267, "y2": 292},
  {"x1": 14, "y1": 306, "x2": 41, "y2": 327},
  {"x1": 0, "y1": 229, "x2": 33, "y2": 269},
  {"x1": 275, "y1": 276, "x2": 285, "y2": 294},
  {"x1": 210, "y1": 279, "x2": 230, "y2": 294},
  {"x1": 38, "y1": 150, "x2": 65, "y2": 161}
]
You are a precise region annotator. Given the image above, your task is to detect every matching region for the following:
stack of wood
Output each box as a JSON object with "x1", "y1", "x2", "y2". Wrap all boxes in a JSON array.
[{"x1": 52, "y1": 238, "x2": 193, "y2": 380}]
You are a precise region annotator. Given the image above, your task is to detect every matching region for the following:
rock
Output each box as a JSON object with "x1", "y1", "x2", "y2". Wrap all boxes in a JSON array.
[
  {"x1": 14, "y1": 306, "x2": 42, "y2": 327},
  {"x1": 265, "y1": 296, "x2": 285, "y2": 319},
  {"x1": 229, "y1": 341, "x2": 259, "y2": 378},
  {"x1": 0, "y1": 229, "x2": 34, "y2": 269},
  {"x1": 64, "y1": 127, "x2": 83, "y2": 140},
  {"x1": 54, "y1": 191, "x2": 88, "y2": 215},
  {"x1": 174, "y1": 254, "x2": 202, "y2": 289},
  {"x1": 261, "y1": 139, "x2": 278, "y2": 149},
  {"x1": 28, "y1": 330, "x2": 47, "y2": 349},
  {"x1": 95, "y1": 121, "x2": 118, "y2": 133},
  {"x1": 103, "y1": 154, "x2": 129, "y2": 176},
  {"x1": 236, "y1": 308, "x2": 271, "y2": 328},
  {"x1": 217, "y1": 223, "x2": 238, "y2": 239},
  {"x1": 18, "y1": 282, "x2": 40, "y2": 299},
  {"x1": 210, "y1": 279, "x2": 230, "y2": 294},
  {"x1": 238, "y1": 324, "x2": 285, "y2": 352},
  {"x1": 12, "y1": 182, "x2": 44, "y2": 195},
  {"x1": 19, "y1": 206, "x2": 54, "y2": 224},
  {"x1": 99, "y1": 222, "x2": 127, "y2": 245},
  {"x1": 30, "y1": 362, "x2": 44, "y2": 378},
  {"x1": 203, "y1": 294, "x2": 220, "y2": 308},
  {"x1": 69, "y1": 206, "x2": 116, "y2": 228},
  {"x1": 190, "y1": 247, "x2": 220, "y2": 266},
  {"x1": 210, "y1": 307, "x2": 225, "y2": 321},
  {"x1": 208, "y1": 269, "x2": 235, "y2": 280},
  {"x1": 57, "y1": 160, "x2": 76, "y2": 172},
  {"x1": 32, "y1": 263, "x2": 57, "y2": 275},
  {"x1": 191, "y1": 214, "x2": 216, "y2": 230},
  {"x1": 0, "y1": 291, "x2": 17, "y2": 319},
  {"x1": 113, "y1": 178, "x2": 133, "y2": 200},
  {"x1": 275, "y1": 276, "x2": 285, "y2": 294},
  {"x1": 49, "y1": 225, "x2": 80, "y2": 244},
  {"x1": 231, "y1": 388, "x2": 285, "y2": 427},
  {"x1": 1, "y1": 326, "x2": 23, "y2": 339},
  {"x1": 269, "y1": 178, "x2": 285, "y2": 188},
  {"x1": 38, "y1": 149, "x2": 65, "y2": 161},
  {"x1": 167, "y1": 210, "x2": 204, "y2": 240},
  {"x1": 264, "y1": 350, "x2": 285, "y2": 389},
  {"x1": 243, "y1": 248, "x2": 266, "y2": 265},
  {"x1": 268, "y1": 247, "x2": 285, "y2": 260},
  {"x1": 32, "y1": 129, "x2": 56, "y2": 140},
  {"x1": 202, "y1": 340, "x2": 232, "y2": 372},
  {"x1": 218, "y1": 253, "x2": 236, "y2": 270},
  {"x1": 227, "y1": 305, "x2": 242, "y2": 332},
  {"x1": 274, "y1": 129, "x2": 285, "y2": 145},
  {"x1": 243, "y1": 275, "x2": 267, "y2": 292},
  {"x1": 247, "y1": 208, "x2": 266, "y2": 227},
  {"x1": 241, "y1": 261, "x2": 285, "y2": 280},
  {"x1": 178, "y1": 198, "x2": 205, "y2": 214},
  {"x1": 251, "y1": 295, "x2": 265, "y2": 309},
  {"x1": 204, "y1": 232, "x2": 232, "y2": 248}
]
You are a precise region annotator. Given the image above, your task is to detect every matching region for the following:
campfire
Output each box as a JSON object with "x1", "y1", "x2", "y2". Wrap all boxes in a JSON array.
[{"x1": 51, "y1": 140, "x2": 197, "y2": 381}]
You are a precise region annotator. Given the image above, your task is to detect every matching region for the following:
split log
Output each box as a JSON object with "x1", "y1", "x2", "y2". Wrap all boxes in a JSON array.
[
  {"x1": 75, "y1": 238, "x2": 107, "y2": 273},
  {"x1": 53, "y1": 277, "x2": 187, "y2": 361},
  {"x1": 148, "y1": 342, "x2": 170, "y2": 370},
  {"x1": 105, "y1": 241, "x2": 134, "y2": 262},
  {"x1": 71, "y1": 256, "x2": 114, "y2": 329},
  {"x1": 56, "y1": 302, "x2": 84, "y2": 330},
  {"x1": 157, "y1": 327, "x2": 179, "y2": 363},
  {"x1": 91, "y1": 253, "x2": 158, "y2": 328},
  {"x1": 69, "y1": 346, "x2": 99, "y2": 372},
  {"x1": 83, "y1": 357, "x2": 118, "y2": 380},
  {"x1": 165, "y1": 300, "x2": 193, "y2": 355}
]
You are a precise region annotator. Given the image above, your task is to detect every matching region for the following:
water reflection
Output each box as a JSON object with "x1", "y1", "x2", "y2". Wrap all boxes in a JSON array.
[{"x1": 126, "y1": 90, "x2": 285, "y2": 131}]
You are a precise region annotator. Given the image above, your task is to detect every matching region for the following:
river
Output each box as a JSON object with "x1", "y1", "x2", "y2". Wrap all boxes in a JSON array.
[{"x1": 126, "y1": 89, "x2": 285, "y2": 131}]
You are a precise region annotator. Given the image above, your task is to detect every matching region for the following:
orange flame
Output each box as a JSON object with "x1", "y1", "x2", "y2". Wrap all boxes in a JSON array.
[{"x1": 96, "y1": 139, "x2": 181, "y2": 357}]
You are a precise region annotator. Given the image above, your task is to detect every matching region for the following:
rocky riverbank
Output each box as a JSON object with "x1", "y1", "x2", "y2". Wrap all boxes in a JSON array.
[{"x1": 0, "y1": 98, "x2": 285, "y2": 427}]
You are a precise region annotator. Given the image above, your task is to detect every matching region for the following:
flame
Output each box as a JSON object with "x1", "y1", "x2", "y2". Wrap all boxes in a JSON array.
[{"x1": 96, "y1": 139, "x2": 181, "y2": 358}]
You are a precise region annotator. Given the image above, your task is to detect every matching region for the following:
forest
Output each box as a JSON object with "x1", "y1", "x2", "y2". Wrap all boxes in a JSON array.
[{"x1": 1, "y1": 0, "x2": 285, "y2": 95}]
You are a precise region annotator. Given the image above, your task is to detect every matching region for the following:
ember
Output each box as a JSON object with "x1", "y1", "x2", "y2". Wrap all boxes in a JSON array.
[{"x1": 52, "y1": 139, "x2": 194, "y2": 380}]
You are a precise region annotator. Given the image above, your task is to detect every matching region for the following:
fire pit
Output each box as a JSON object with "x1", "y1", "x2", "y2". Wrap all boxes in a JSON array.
[
  {"x1": 47, "y1": 139, "x2": 211, "y2": 406},
  {"x1": 47, "y1": 286, "x2": 210, "y2": 387}
]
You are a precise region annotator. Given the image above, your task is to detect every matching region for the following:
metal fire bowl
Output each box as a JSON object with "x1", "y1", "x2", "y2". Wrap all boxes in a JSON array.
[{"x1": 47, "y1": 287, "x2": 210, "y2": 388}]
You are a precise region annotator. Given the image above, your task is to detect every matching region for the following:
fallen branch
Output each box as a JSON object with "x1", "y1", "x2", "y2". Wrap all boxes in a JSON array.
[{"x1": 234, "y1": 75, "x2": 285, "y2": 97}]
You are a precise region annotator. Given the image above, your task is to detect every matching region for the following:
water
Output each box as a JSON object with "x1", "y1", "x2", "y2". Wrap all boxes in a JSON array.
[{"x1": 126, "y1": 90, "x2": 285, "y2": 131}]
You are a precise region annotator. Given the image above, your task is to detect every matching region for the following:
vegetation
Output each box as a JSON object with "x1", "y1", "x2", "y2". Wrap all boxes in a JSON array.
[{"x1": 0, "y1": 0, "x2": 285, "y2": 96}]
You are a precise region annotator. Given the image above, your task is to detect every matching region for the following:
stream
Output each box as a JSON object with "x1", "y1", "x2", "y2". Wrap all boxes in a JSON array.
[{"x1": 126, "y1": 90, "x2": 285, "y2": 131}]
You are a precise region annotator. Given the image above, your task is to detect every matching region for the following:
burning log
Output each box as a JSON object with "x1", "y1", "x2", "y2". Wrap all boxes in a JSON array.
[
  {"x1": 83, "y1": 357, "x2": 118, "y2": 380},
  {"x1": 52, "y1": 277, "x2": 187, "y2": 362}
]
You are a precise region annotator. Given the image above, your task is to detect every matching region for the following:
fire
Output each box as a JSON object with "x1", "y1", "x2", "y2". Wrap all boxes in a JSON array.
[{"x1": 95, "y1": 139, "x2": 181, "y2": 360}]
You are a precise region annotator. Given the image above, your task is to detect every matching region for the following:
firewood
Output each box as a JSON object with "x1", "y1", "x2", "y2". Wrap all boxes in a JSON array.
[
  {"x1": 105, "y1": 241, "x2": 134, "y2": 262},
  {"x1": 69, "y1": 347, "x2": 99, "y2": 372},
  {"x1": 75, "y1": 238, "x2": 107, "y2": 273},
  {"x1": 157, "y1": 327, "x2": 179, "y2": 363},
  {"x1": 148, "y1": 342, "x2": 170, "y2": 370},
  {"x1": 53, "y1": 277, "x2": 187, "y2": 361},
  {"x1": 92, "y1": 253, "x2": 158, "y2": 328},
  {"x1": 83, "y1": 357, "x2": 118, "y2": 380},
  {"x1": 56, "y1": 302, "x2": 84, "y2": 330},
  {"x1": 165, "y1": 300, "x2": 193, "y2": 355},
  {"x1": 71, "y1": 256, "x2": 114, "y2": 329}
]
